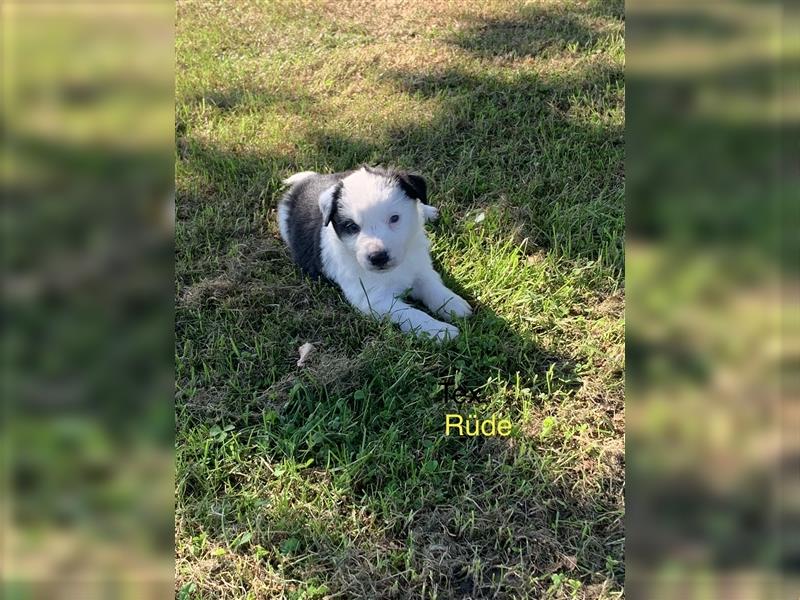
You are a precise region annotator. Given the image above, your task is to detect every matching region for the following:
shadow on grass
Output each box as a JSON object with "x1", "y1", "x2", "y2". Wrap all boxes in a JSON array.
[
  {"x1": 385, "y1": 62, "x2": 623, "y2": 257},
  {"x1": 449, "y1": 2, "x2": 614, "y2": 60},
  {"x1": 175, "y1": 3, "x2": 624, "y2": 597}
]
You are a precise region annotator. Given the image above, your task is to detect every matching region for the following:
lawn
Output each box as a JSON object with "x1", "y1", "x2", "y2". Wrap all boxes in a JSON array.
[{"x1": 175, "y1": 0, "x2": 624, "y2": 598}]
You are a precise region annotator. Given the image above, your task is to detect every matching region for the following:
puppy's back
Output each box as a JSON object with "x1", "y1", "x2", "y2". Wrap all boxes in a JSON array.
[{"x1": 278, "y1": 172, "x2": 342, "y2": 279}]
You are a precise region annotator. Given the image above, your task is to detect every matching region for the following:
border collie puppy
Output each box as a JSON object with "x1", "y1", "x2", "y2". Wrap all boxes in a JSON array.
[{"x1": 278, "y1": 166, "x2": 472, "y2": 341}]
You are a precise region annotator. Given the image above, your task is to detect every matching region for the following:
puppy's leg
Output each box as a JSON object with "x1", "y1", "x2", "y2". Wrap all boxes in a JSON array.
[
  {"x1": 411, "y1": 269, "x2": 472, "y2": 322},
  {"x1": 382, "y1": 298, "x2": 460, "y2": 342},
  {"x1": 345, "y1": 288, "x2": 459, "y2": 341}
]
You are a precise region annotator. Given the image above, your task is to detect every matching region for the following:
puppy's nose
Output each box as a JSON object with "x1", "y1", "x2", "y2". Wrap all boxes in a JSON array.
[{"x1": 368, "y1": 250, "x2": 390, "y2": 268}]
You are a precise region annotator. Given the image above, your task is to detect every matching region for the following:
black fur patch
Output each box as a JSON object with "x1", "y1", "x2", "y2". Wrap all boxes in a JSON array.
[
  {"x1": 281, "y1": 173, "x2": 342, "y2": 279},
  {"x1": 396, "y1": 172, "x2": 427, "y2": 203},
  {"x1": 362, "y1": 164, "x2": 427, "y2": 203},
  {"x1": 322, "y1": 182, "x2": 342, "y2": 227},
  {"x1": 330, "y1": 211, "x2": 360, "y2": 238}
]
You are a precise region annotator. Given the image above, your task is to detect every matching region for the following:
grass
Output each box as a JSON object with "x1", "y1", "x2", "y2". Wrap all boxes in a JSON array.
[{"x1": 175, "y1": 0, "x2": 624, "y2": 598}]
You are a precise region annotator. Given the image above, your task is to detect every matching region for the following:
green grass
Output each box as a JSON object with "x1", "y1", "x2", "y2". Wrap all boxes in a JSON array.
[{"x1": 175, "y1": 0, "x2": 624, "y2": 597}]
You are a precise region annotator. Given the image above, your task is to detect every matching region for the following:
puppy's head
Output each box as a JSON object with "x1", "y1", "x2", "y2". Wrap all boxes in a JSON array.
[{"x1": 318, "y1": 166, "x2": 429, "y2": 272}]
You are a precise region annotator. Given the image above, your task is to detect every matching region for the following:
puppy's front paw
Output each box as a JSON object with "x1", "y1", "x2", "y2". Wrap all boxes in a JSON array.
[
  {"x1": 420, "y1": 321, "x2": 459, "y2": 343},
  {"x1": 438, "y1": 294, "x2": 472, "y2": 321}
]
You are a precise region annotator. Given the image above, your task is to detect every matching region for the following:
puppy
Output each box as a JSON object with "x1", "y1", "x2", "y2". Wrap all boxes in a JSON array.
[{"x1": 278, "y1": 166, "x2": 472, "y2": 341}]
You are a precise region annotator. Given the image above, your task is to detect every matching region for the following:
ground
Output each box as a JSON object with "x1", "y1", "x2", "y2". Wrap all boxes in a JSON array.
[{"x1": 175, "y1": 0, "x2": 624, "y2": 598}]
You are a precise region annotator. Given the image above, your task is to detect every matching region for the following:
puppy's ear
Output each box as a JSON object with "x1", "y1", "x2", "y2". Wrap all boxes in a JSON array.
[
  {"x1": 421, "y1": 204, "x2": 439, "y2": 223},
  {"x1": 397, "y1": 172, "x2": 427, "y2": 203},
  {"x1": 318, "y1": 182, "x2": 342, "y2": 227}
]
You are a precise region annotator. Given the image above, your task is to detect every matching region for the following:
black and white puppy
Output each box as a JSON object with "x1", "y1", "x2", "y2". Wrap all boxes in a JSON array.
[{"x1": 278, "y1": 166, "x2": 472, "y2": 341}]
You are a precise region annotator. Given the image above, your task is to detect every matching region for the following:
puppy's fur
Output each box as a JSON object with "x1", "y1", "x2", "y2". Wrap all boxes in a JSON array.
[{"x1": 278, "y1": 166, "x2": 472, "y2": 341}]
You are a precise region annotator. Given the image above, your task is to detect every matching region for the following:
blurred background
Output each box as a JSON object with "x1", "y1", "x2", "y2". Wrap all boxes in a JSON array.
[
  {"x1": 1, "y1": 1, "x2": 175, "y2": 598},
  {"x1": 1, "y1": 0, "x2": 797, "y2": 599},
  {"x1": 627, "y1": 1, "x2": 798, "y2": 599}
]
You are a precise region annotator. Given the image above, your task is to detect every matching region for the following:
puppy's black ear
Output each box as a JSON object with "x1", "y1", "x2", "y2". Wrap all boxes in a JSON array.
[
  {"x1": 397, "y1": 172, "x2": 427, "y2": 203},
  {"x1": 318, "y1": 182, "x2": 342, "y2": 227}
]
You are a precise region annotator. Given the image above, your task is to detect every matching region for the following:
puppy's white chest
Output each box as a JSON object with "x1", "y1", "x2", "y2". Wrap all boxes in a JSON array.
[{"x1": 361, "y1": 270, "x2": 415, "y2": 298}]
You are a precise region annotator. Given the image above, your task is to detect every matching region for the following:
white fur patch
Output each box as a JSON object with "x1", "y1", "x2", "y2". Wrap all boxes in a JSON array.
[
  {"x1": 277, "y1": 202, "x2": 290, "y2": 243},
  {"x1": 421, "y1": 204, "x2": 439, "y2": 222},
  {"x1": 283, "y1": 171, "x2": 316, "y2": 186}
]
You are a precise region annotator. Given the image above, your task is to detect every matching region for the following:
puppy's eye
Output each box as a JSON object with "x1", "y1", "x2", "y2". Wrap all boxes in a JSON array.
[
  {"x1": 389, "y1": 214, "x2": 400, "y2": 224},
  {"x1": 341, "y1": 220, "x2": 360, "y2": 235}
]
